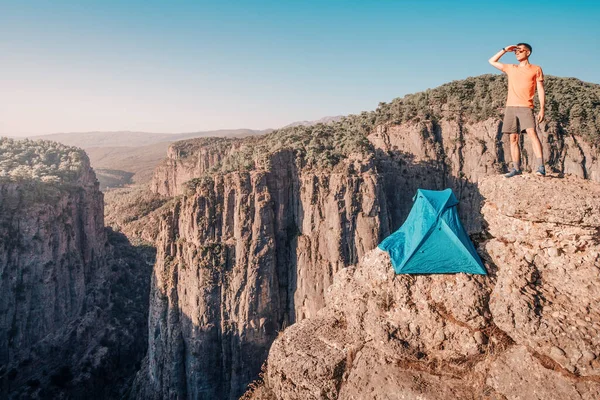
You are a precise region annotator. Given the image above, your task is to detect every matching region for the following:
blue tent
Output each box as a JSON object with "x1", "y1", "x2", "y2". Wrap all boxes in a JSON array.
[{"x1": 378, "y1": 188, "x2": 486, "y2": 275}]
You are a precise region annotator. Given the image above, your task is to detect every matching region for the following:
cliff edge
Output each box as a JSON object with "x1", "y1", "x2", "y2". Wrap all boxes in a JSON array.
[{"x1": 249, "y1": 174, "x2": 600, "y2": 400}]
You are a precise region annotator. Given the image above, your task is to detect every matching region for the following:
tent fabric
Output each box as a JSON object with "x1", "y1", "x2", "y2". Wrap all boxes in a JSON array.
[{"x1": 378, "y1": 188, "x2": 487, "y2": 275}]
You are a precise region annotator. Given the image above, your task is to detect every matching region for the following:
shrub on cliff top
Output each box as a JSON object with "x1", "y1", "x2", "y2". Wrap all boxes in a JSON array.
[
  {"x1": 373, "y1": 75, "x2": 600, "y2": 147},
  {"x1": 181, "y1": 122, "x2": 373, "y2": 191},
  {"x1": 0, "y1": 138, "x2": 88, "y2": 184}
]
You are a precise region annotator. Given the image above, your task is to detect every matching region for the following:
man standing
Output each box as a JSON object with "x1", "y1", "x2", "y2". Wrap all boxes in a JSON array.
[{"x1": 489, "y1": 43, "x2": 546, "y2": 177}]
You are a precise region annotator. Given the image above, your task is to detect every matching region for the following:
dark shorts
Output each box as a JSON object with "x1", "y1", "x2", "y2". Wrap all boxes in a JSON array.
[{"x1": 502, "y1": 106, "x2": 535, "y2": 133}]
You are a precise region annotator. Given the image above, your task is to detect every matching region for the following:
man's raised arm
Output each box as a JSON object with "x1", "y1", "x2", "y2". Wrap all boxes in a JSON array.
[{"x1": 489, "y1": 45, "x2": 516, "y2": 71}]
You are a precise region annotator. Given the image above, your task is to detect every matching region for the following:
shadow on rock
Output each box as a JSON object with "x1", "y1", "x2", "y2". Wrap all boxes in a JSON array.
[{"x1": 0, "y1": 228, "x2": 154, "y2": 400}]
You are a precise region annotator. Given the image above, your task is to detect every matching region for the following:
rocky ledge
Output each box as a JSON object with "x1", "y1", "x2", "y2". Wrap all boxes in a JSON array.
[{"x1": 249, "y1": 174, "x2": 600, "y2": 400}]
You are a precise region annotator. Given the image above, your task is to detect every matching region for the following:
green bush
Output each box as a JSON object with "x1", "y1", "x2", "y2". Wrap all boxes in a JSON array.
[
  {"x1": 0, "y1": 137, "x2": 87, "y2": 184},
  {"x1": 373, "y1": 75, "x2": 600, "y2": 146}
]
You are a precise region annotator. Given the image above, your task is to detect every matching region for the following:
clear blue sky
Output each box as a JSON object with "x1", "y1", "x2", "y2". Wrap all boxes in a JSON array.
[{"x1": 1, "y1": 0, "x2": 599, "y2": 135}]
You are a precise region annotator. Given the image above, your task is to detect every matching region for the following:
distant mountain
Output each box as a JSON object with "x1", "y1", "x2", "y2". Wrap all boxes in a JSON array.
[
  {"x1": 27, "y1": 129, "x2": 268, "y2": 149},
  {"x1": 85, "y1": 142, "x2": 172, "y2": 187},
  {"x1": 19, "y1": 122, "x2": 342, "y2": 189},
  {"x1": 22, "y1": 129, "x2": 269, "y2": 189},
  {"x1": 282, "y1": 115, "x2": 344, "y2": 128}
]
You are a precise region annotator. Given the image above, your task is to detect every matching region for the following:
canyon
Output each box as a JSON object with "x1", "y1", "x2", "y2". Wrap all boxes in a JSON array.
[
  {"x1": 1, "y1": 75, "x2": 599, "y2": 399},
  {"x1": 127, "y1": 76, "x2": 600, "y2": 399}
]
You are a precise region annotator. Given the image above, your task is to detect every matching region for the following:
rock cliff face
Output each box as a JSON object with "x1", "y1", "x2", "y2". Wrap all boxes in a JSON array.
[
  {"x1": 130, "y1": 75, "x2": 600, "y2": 399},
  {"x1": 251, "y1": 174, "x2": 600, "y2": 400},
  {"x1": 368, "y1": 116, "x2": 600, "y2": 234},
  {"x1": 132, "y1": 150, "x2": 390, "y2": 399},
  {"x1": 151, "y1": 137, "x2": 248, "y2": 197},
  {"x1": 151, "y1": 116, "x2": 599, "y2": 234},
  {"x1": 370, "y1": 117, "x2": 600, "y2": 185},
  {"x1": 0, "y1": 139, "x2": 152, "y2": 399},
  {"x1": 0, "y1": 151, "x2": 107, "y2": 367}
]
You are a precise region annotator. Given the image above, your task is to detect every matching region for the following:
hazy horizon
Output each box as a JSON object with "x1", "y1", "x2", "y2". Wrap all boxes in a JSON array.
[
  {"x1": 3, "y1": 127, "x2": 268, "y2": 138},
  {"x1": 1, "y1": 119, "x2": 333, "y2": 138},
  {"x1": 2, "y1": 0, "x2": 599, "y2": 136}
]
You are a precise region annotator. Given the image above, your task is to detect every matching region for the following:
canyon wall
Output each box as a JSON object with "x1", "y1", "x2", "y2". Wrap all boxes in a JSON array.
[
  {"x1": 0, "y1": 140, "x2": 151, "y2": 399},
  {"x1": 132, "y1": 150, "x2": 389, "y2": 399},
  {"x1": 0, "y1": 158, "x2": 107, "y2": 368}
]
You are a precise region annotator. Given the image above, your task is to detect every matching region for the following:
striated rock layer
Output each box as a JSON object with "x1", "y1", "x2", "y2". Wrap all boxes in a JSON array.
[{"x1": 250, "y1": 175, "x2": 600, "y2": 400}]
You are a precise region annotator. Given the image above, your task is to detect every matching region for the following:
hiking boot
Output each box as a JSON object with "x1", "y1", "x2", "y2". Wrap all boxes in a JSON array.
[
  {"x1": 535, "y1": 165, "x2": 546, "y2": 177},
  {"x1": 504, "y1": 168, "x2": 522, "y2": 178}
]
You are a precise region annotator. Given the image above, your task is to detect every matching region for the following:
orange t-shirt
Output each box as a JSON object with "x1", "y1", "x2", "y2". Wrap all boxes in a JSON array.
[{"x1": 501, "y1": 64, "x2": 544, "y2": 109}]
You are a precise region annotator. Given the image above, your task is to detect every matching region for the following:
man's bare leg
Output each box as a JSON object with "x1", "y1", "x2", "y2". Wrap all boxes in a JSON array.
[
  {"x1": 505, "y1": 133, "x2": 522, "y2": 177},
  {"x1": 510, "y1": 133, "x2": 521, "y2": 169},
  {"x1": 525, "y1": 127, "x2": 543, "y2": 158},
  {"x1": 526, "y1": 127, "x2": 545, "y2": 175}
]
